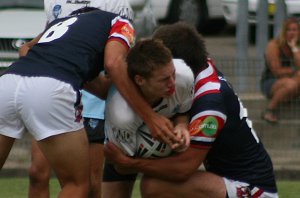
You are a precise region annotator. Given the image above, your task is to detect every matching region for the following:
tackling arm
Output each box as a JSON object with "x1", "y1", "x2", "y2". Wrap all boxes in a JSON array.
[
  {"x1": 83, "y1": 73, "x2": 111, "y2": 99},
  {"x1": 104, "y1": 141, "x2": 208, "y2": 182}
]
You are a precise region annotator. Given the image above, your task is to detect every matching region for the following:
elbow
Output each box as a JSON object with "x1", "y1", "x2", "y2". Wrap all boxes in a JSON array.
[
  {"x1": 104, "y1": 59, "x2": 115, "y2": 74},
  {"x1": 104, "y1": 56, "x2": 126, "y2": 76}
]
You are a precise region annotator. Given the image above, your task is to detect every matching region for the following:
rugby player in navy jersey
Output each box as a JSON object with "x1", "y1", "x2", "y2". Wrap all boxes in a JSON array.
[
  {"x1": 0, "y1": 8, "x2": 180, "y2": 198},
  {"x1": 104, "y1": 22, "x2": 279, "y2": 198},
  {"x1": 20, "y1": 2, "x2": 134, "y2": 198}
]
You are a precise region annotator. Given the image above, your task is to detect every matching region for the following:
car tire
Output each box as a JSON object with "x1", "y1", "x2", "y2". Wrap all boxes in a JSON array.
[{"x1": 160, "y1": 0, "x2": 225, "y2": 34}]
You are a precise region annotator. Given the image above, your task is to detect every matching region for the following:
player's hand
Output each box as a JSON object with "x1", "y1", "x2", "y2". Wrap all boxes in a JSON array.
[
  {"x1": 288, "y1": 37, "x2": 298, "y2": 49},
  {"x1": 145, "y1": 113, "x2": 181, "y2": 148},
  {"x1": 172, "y1": 123, "x2": 190, "y2": 152},
  {"x1": 104, "y1": 141, "x2": 131, "y2": 167}
]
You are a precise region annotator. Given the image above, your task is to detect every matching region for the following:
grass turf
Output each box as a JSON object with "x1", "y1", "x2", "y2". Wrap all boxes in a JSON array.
[{"x1": 0, "y1": 178, "x2": 299, "y2": 197}]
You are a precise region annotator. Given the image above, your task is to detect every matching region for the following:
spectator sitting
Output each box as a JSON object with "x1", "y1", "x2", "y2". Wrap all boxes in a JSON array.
[{"x1": 261, "y1": 17, "x2": 300, "y2": 123}]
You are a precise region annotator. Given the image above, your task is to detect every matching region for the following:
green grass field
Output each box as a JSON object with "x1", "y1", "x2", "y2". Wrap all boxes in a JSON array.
[{"x1": 0, "y1": 178, "x2": 299, "y2": 197}]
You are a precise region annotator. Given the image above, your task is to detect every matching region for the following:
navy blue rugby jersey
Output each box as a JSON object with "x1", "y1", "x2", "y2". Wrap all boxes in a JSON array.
[
  {"x1": 5, "y1": 9, "x2": 135, "y2": 90},
  {"x1": 189, "y1": 59, "x2": 277, "y2": 193}
]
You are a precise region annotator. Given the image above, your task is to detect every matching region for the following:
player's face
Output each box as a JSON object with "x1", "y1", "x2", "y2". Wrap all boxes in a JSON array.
[{"x1": 140, "y1": 61, "x2": 176, "y2": 100}]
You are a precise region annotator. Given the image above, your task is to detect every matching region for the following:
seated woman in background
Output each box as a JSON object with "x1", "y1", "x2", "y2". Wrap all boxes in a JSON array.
[{"x1": 261, "y1": 17, "x2": 300, "y2": 123}]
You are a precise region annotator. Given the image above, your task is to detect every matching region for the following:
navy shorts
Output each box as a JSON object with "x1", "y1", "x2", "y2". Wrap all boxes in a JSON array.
[
  {"x1": 83, "y1": 118, "x2": 105, "y2": 144},
  {"x1": 102, "y1": 161, "x2": 138, "y2": 182}
]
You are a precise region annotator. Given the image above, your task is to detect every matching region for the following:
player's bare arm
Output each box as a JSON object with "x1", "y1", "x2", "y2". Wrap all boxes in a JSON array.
[
  {"x1": 18, "y1": 33, "x2": 43, "y2": 57},
  {"x1": 104, "y1": 141, "x2": 209, "y2": 181},
  {"x1": 104, "y1": 40, "x2": 180, "y2": 146},
  {"x1": 83, "y1": 73, "x2": 111, "y2": 99}
]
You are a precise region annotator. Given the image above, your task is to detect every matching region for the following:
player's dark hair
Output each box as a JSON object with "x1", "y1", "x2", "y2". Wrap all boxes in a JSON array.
[
  {"x1": 69, "y1": 6, "x2": 100, "y2": 16},
  {"x1": 153, "y1": 22, "x2": 208, "y2": 75},
  {"x1": 127, "y1": 39, "x2": 172, "y2": 80}
]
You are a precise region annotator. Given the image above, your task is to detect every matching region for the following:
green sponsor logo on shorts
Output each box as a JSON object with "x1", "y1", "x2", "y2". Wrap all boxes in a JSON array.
[{"x1": 200, "y1": 116, "x2": 218, "y2": 136}]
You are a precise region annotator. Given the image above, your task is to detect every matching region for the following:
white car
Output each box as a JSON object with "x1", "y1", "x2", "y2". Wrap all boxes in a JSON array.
[
  {"x1": 0, "y1": 0, "x2": 225, "y2": 67},
  {"x1": 130, "y1": 0, "x2": 226, "y2": 33},
  {"x1": 222, "y1": 0, "x2": 300, "y2": 25},
  {"x1": 0, "y1": 0, "x2": 45, "y2": 63}
]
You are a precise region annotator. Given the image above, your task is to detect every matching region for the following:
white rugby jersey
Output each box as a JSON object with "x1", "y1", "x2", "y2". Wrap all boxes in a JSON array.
[
  {"x1": 44, "y1": 0, "x2": 134, "y2": 23},
  {"x1": 105, "y1": 59, "x2": 194, "y2": 156}
]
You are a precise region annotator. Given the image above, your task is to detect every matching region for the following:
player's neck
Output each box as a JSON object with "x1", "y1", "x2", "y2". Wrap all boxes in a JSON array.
[
  {"x1": 142, "y1": 92, "x2": 162, "y2": 107},
  {"x1": 148, "y1": 97, "x2": 163, "y2": 107}
]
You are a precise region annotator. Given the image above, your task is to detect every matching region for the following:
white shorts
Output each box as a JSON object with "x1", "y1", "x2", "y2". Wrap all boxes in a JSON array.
[
  {"x1": 0, "y1": 74, "x2": 83, "y2": 140},
  {"x1": 223, "y1": 178, "x2": 279, "y2": 198}
]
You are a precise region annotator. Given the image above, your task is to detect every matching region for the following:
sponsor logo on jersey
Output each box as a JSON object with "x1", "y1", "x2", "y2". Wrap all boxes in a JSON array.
[
  {"x1": 121, "y1": 23, "x2": 135, "y2": 46},
  {"x1": 110, "y1": 17, "x2": 136, "y2": 48},
  {"x1": 189, "y1": 116, "x2": 218, "y2": 136},
  {"x1": 66, "y1": 0, "x2": 90, "y2": 4},
  {"x1": 201, "y1": 116, "x2": 218, "y2": 136},
  {"x1": 112, "y1": 128, "x2": 134, "y2": 144}
]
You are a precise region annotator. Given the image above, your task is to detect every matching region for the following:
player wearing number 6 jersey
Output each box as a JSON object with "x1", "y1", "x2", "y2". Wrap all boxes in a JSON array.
[
  {"x1": 0, "y1": 8, "x2": 135, "y2": 197},
  {"x1": 104, "y1": 22, "x2": 279, "y2": 198}
]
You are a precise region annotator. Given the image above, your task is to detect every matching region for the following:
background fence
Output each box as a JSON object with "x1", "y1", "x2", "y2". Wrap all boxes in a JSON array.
[{"x1": 1, "y1": 57, "x2": 300, "y2": 179}]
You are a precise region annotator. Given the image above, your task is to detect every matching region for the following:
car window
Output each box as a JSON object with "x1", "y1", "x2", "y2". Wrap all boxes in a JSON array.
[{"x1": 0, "y1": 0, "x2": 43, "y2": 8}]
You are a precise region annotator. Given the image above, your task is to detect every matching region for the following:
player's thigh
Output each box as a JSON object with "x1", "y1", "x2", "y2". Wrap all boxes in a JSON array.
[
  {"x1": 0, "y1": 135, "x2": 15, "y2": 168},
  {"x1": 85, "y1": 118, "x2": 105, "y2": 180},
  {"x1": 30, "y1": 140, "x2": 51, "y2": 173},
  {"x1": 141, "y1": 171, "x2": 226, "y2": 198},
  {"x1": 37, "y1": 128, "x2": 89, "y2": 184},
  {"x1": 102, "y1": 161, "x2": 137, "y2": 198},
  {"x1": 89, "y1": 143, "x2": 104, "y2": 179},
  {"x1": 102, "y1": 180, "x2": 135, "y2": 198},
  {"x1": 29, "y1": 140, "x2": 52, "y2": 185}
]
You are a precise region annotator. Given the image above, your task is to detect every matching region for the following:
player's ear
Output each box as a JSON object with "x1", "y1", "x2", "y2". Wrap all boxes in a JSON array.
[{"x1": 134, "y1": 75, "x2": 145, "y2": 86}]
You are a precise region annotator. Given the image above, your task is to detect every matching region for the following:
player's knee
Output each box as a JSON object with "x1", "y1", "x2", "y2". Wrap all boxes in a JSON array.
[{"x1": 28, "y1": 165, "x2": 51, "y2": 185}]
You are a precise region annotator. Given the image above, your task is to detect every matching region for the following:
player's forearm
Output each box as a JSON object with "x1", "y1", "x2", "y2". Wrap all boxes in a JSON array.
[
  {"x1": 104, "y1": 41, "x2": 155, "y2": 123},
  {"x1": 83, "y1": 74, "x2": 111, "y2": 99},
  {"x1": 18, "y1": 33, "x2": 42, "y2": 57},
  {"x1": 173, "y1": 114, "x2": 189, "y2": 126},
  {"x1": 129, "y1": 152, "x2": 199, "y2": 182},
  {"x1": 110, "y1": 64, "x2": 155, "y2": 122}
]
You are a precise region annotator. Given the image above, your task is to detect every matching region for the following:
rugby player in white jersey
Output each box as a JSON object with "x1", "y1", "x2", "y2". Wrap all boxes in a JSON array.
[{"x1": 103, "y1": 39, "x2": 194, "y2": 198}]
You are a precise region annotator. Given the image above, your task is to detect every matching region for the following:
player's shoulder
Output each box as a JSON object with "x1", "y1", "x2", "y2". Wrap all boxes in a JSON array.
[
  {"x1": 105, "y1": 86, "x2": 138, "y2": 127},
  {"x1": 173, "y1": 58, "x2": 194, "y2": 85}
]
